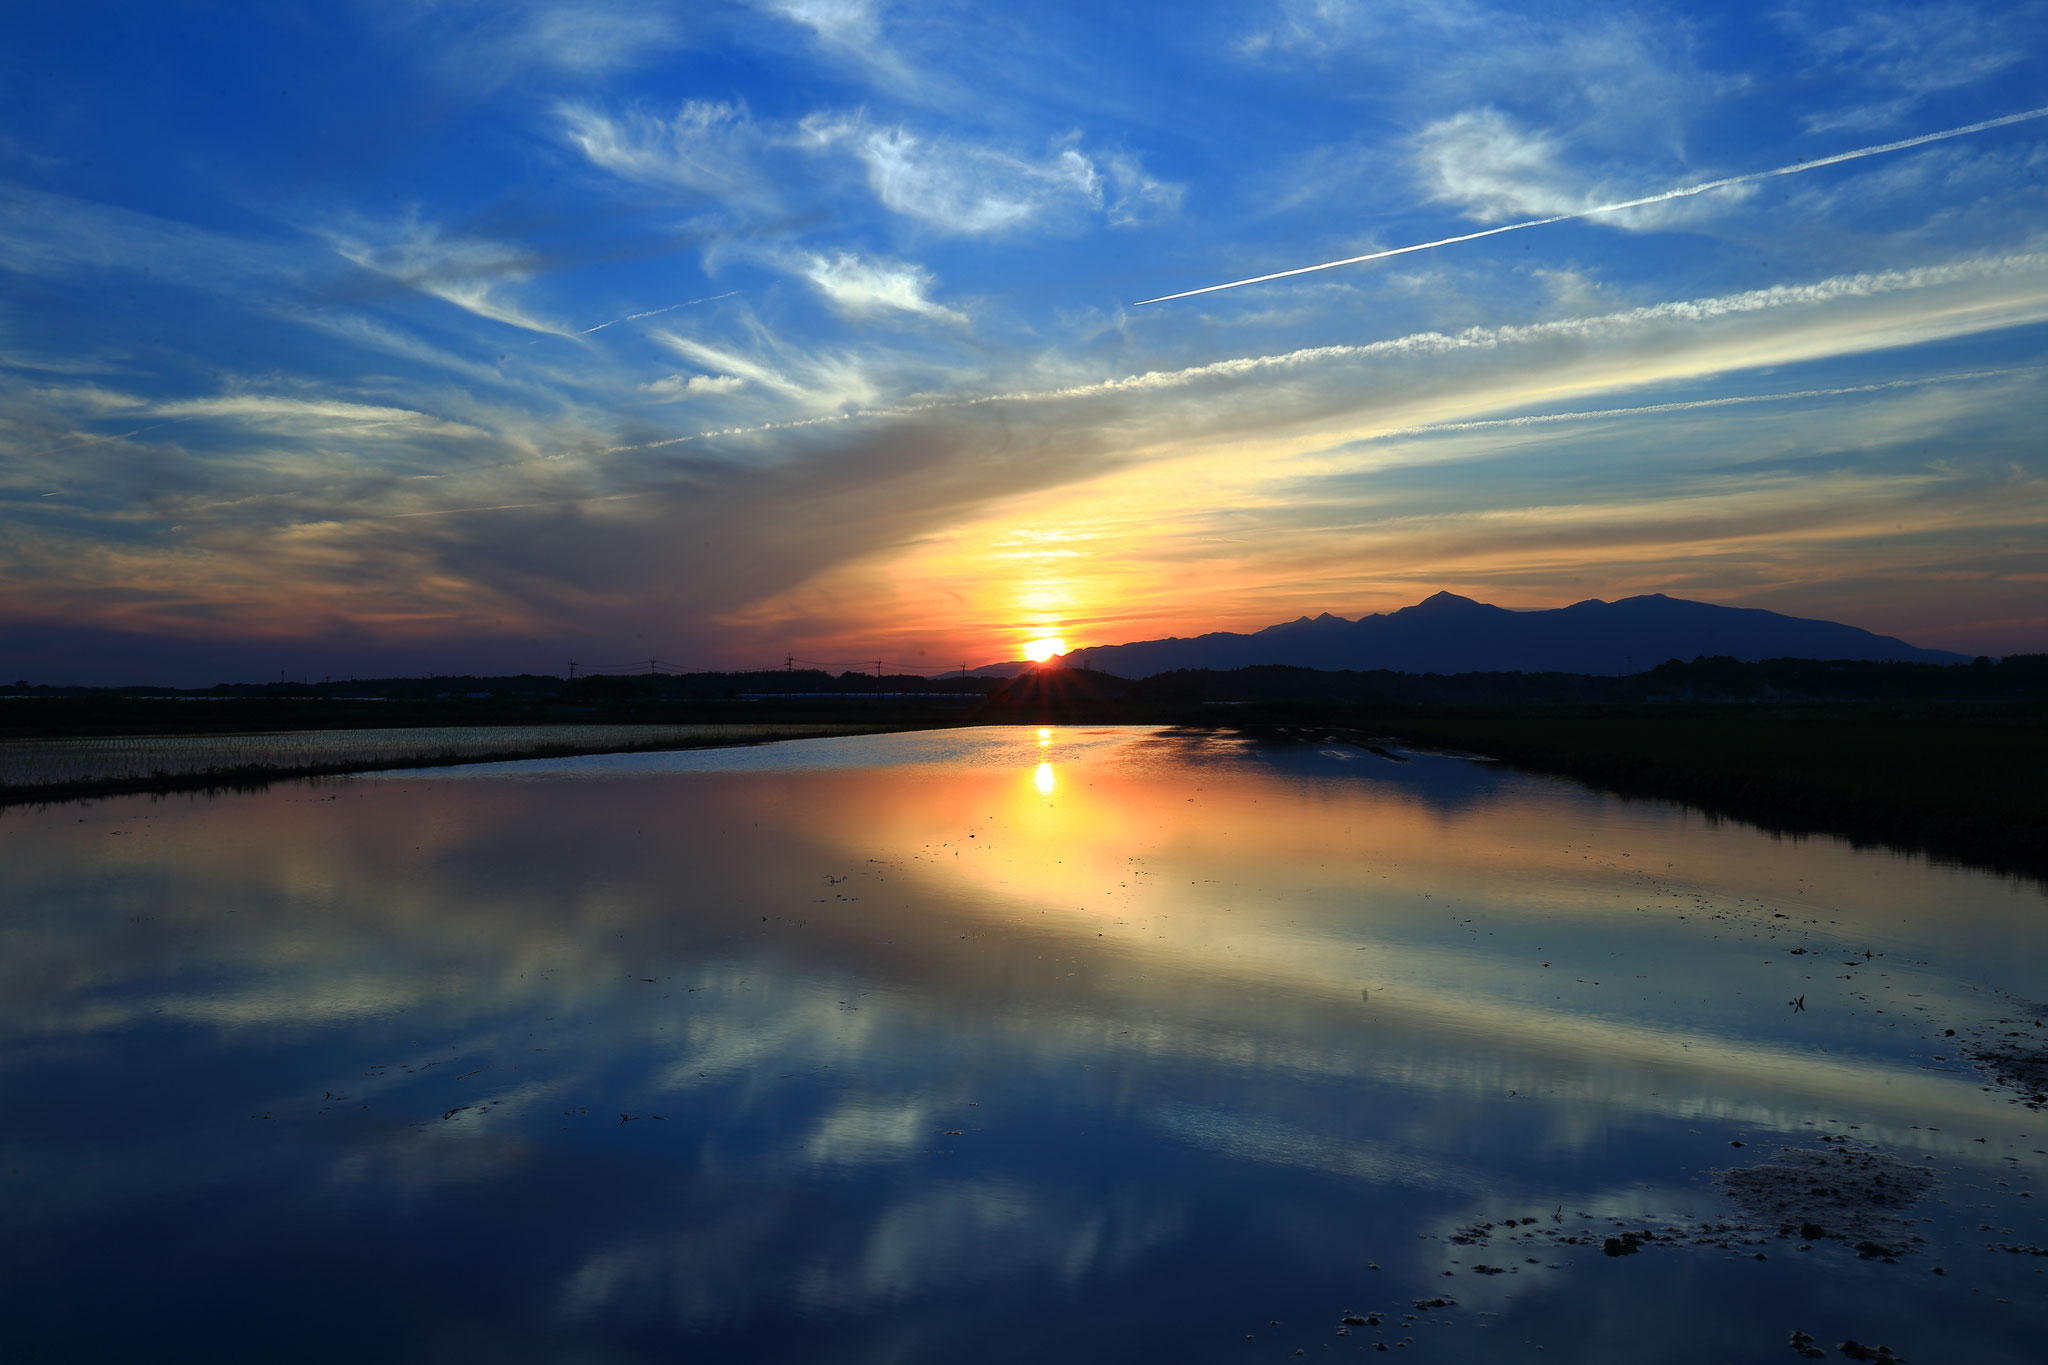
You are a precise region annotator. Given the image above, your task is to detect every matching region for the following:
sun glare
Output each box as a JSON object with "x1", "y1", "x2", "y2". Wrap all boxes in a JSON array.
[{"x1": 1023, "y1": 636, "x2": 1067, "y2": 663}]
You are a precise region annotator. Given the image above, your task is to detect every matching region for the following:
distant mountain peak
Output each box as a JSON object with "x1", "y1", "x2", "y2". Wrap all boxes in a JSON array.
[
  {"x1": 1400, "y1": 590, "x2": 1490, "y2": 615},
  {"x1": 1076, "y1": 591, "x2": 1964, "y2": 677}
]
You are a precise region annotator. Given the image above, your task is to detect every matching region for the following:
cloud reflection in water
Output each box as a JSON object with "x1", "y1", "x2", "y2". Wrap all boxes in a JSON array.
[{"x1": 0, "y1": 726, "x2": 2043, "y2": 1361}]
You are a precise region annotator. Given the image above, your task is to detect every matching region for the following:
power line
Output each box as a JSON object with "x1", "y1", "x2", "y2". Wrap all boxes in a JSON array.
[{"x1": 789, "y1": 655, "x2": 970, "y2": 675}]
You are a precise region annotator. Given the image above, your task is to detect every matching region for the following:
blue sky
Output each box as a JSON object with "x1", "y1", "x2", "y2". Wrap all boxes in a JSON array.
[{"x1": 3, "y1": 1, "x2": 2045, "y2": 683}]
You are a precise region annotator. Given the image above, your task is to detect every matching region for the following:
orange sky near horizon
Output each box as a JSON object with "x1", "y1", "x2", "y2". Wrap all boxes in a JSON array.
[{"x1": 6, "y1": 3, "x2": 2047, "y2": 684}]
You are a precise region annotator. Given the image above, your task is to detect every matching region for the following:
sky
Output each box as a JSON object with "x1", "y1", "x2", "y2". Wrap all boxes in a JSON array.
[{"x1": 3, "y1": 0, "x2": 2046, "y2": 685}]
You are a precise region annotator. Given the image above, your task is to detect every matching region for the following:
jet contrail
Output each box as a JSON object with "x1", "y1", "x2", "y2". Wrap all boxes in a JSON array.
[
  {"x1": 1134, "y1": 106, "x2": 2048, "y2": 306},
  {"x1": 383, "y1": 491, "x2": 651, "y2": 519},
  {"x1": 579, "y1": 291, "x2": 738, "y2": 334},
  {"x1": 30, "y1": 420, "x2": 178, "y2": 465}
]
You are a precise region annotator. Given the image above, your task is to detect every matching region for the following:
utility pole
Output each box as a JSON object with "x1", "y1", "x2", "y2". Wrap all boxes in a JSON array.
[
  {"x1": 786, "y1": 654, "x2": 793, "y2": 673},
  {"x1": 648, "y1": 658, "x2": 656, "y2": 677},
  {"x1": 568, "y1": 660, "x2": 576, "y2": 679},
  {"x1": 874, "y1": 660, "x2": 881, "y2": 679}
]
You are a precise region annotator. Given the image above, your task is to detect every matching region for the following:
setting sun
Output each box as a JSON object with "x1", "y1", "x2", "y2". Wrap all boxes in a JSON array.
[{"x1": 1023, "y1": 636, "x2": 1067, "y2": 663}]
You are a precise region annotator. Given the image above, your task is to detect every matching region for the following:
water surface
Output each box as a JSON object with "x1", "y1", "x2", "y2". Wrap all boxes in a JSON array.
[
  {"x1": 0, "y1": 722, "x2": 861, "y2": 790},
  {"x1": 3, "y1": 726, "x2": 2043, "y2": 1361}
]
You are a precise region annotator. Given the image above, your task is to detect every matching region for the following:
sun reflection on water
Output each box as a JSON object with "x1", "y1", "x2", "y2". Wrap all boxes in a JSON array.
[{"x1": 4, "y1": 726, "x2": 2046, "y2": 1359}]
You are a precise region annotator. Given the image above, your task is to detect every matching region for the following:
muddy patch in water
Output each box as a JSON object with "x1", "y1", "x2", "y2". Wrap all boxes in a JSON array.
[
  {"x1": 1951, "y1": 995, "x2": 2048, "y2": 1111},
  {"x1": 1716, "y1": 1141, "x2": 1938, "y2": 1259}
]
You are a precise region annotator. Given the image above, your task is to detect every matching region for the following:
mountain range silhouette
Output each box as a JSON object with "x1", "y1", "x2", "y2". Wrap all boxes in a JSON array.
[{"x1": 1064, "y1": 592, "x2": 1966, "y2": 677}]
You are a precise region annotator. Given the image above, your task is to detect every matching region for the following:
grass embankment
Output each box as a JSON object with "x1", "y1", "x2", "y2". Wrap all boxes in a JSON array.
[{"x1": 1339, "y1": 702, "x2": 2047, "y2": 880}]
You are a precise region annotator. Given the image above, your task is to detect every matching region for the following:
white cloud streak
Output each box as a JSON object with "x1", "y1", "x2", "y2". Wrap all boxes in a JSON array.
[
  {"x1": 764, "y1": 0, "x2": 889, "y2": 64},
  {"x1": 796, "y1": 251, "x2": 965, "y2": 322},
  {"x1": 1782, "y1": 2, "x2": 2043, "y2": 130},
  {"x1": 1360, "y1": 368, "x2": 2034, "y2": 441},
  {"x1": 807, "y1": 118, "x2": 1105, "y2": 235},
  {"x1": 612, "y1": 252, "x2": 2048, "y2": 451},
  {"x1": 648, "y1": 329, "x2": 877, "y2": 410},
  {"x1": 152, "y1": 395, "x2": 484, "y2": 437},
  {"x1": 559, "y1": 100, "x2": 777, "y2": 210},
  {"x1": 386, "y1": 1, "x2": 684, "y2": 91},
  {"x1": 640, "y1": 373, "x2": 747, "y2": 400},
  {"x1": 330, "y1": 219, "x2": 566, "y2": 335},
  {"x1": 1135, "y1": 104, "x2": 2048, "y2": 305},
  {"x1": 1415, "y1": 108, "x2": 1746, "y2": 231}
]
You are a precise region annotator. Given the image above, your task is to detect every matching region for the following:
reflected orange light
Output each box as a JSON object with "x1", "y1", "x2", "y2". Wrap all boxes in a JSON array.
[
  {"x1": 1023, "y1": 637, "x2": 1066, "y2": 663},
  {"x1": 1033, "y1": 762, "x2": 1056, "y2": 797},
  {"x1": 1037, "y1": 727, "x2": 1052, "y2": 746}
]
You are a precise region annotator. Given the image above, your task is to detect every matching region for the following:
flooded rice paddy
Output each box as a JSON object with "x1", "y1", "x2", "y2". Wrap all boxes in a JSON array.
[
  {"x1": 0, "y1": 722, "x2": 863, "y2": 792},
  {"x1": 2, "y1": 725, "x2": 2043, "y2": 1361}
]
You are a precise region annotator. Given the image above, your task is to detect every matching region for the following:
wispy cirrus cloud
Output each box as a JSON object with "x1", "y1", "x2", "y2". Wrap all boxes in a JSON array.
[
  {"x1": 1103, "y1": 153, "x2": 1183, "y2": 227},
  {"x1": 758, "y1": 0, "x2": 908, "y2": 85},
  {"x1": 1414, "y1": 107, "x2": 1751, "y2": 231},
  {"x1": 649, "y1": 326, "x2": 879, "y2": 410},
  {"x1": 150, "y1": 394, "x2": 486, "y2": 438},
  {"x1": 640, "y1": 372, "x2": 748, "y2": 401},
  {"x1": 792, "y1": 250, "x2": 965, "y2": 323},
  {"x1": 1240, "y1": 1, "x2": 1730, "y2": 133},
  {"x1": 1356, "y1": 368, "x2": 2032, "y2": 442},
  {"x1": 1778, "y1": 1, "x2": 2047, "y2": 132},
  {"x1": 558, "y1": 83, "x2": 1182, "y2": 244},
  {"x1": 558, "y1": 99, "x2": 781, "y2": 212},
  {"x1": 816, "y1": 118, "x2": 1097, "y2": 234},
  {"x1": 373, "y1": 0, "x2": 687, "y2": 91},
  {"x1": 1414, "y1": 108, "x2": 1579, "y2": 220},
  {"x1": 766, "y1": 0, "x2": 882, "y2": 47},
  {"x1": 286, "y1": 310, "x2": 517, "y2": 387},
  {"x1": 612, "y1": 251, "x2": 2048, "y2": 462},
  {"x1": 327, "y1": 216, "x2": 567, "y2": 335},
  {"x1": 1139, "y1": 106, "x2": 2048, "y2": 305},
  {"x1": 0, "y1": 182, "x2": 299, "y2": 288},
  {"x1": 1232, "y1": 1, "x2": 1744, "y2": 229},
  {"x1": 800, "y1": 116, "x2": 1178, "y2": 236}
]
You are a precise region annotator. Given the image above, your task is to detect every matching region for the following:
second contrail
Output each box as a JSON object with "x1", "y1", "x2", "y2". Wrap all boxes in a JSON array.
[
  {"x1": 1134, "y1": 105, "x2": 2048, "y2": 306},
  {"x1": 579, "y1": 291, "x2": 739, "y2": 334}
]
